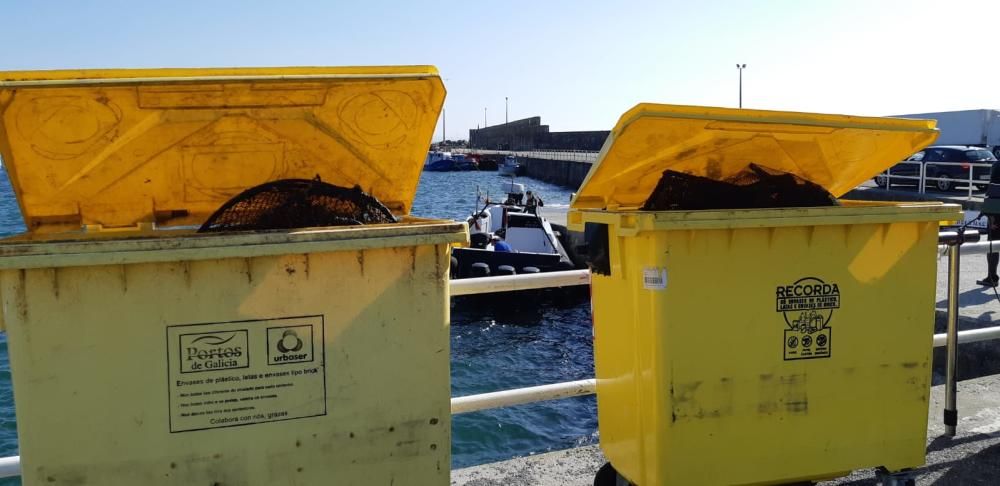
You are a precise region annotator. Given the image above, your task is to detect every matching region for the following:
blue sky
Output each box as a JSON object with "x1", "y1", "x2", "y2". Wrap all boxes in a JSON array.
[{"x1": 2, "y1": 0, "x2": 998, "y2": 141}]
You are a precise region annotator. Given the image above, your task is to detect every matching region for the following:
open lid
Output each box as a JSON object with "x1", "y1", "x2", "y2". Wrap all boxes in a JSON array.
[
  {"x1": 571, "y1": 104, "x2": 939, "y2": 210},
  {"x1": 0, "y1": 66, "x2": 444, "y2": 231}
]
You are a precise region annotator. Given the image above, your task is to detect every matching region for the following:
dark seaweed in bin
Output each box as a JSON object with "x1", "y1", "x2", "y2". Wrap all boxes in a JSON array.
[
  {"x1": 198, "y1": 178, "x2": 397, "y2": 233},
  {"x1": 642, "y1": 163, "x2": 839, "y2": 211}
]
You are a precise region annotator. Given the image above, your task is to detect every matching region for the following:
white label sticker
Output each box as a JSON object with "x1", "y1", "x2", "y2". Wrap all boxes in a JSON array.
[
  {"x1": 166, "y1": 315, "x2": 326, "y2": 433},
  {"x1": 642, "y1": 267, "x2": 668, "y2": 290}
]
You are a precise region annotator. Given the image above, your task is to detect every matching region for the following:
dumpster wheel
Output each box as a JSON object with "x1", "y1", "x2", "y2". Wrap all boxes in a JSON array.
[
  {"x1": 594, "y1": 462, "x2": 633, "y2": 486},
  {"x1": 875, "y1": 467, "x2": 916, "y2": 486}
]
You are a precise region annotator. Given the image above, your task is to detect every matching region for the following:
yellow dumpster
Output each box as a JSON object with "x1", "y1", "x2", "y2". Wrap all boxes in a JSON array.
[
  {"x1": 0, "y1": 67, "x2": 466, "y2": 485},
  {"x1": 568, "y1": 104, "x2": 962, "y2": 485}
]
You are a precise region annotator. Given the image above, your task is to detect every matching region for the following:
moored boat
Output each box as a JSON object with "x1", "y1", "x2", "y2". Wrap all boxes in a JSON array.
[
  {"x1": 497, "y1": 155, "x2": 522, "y2": 176},
  {"x1": 451, "y1": 182, "x2": 582, "y2": 279}
]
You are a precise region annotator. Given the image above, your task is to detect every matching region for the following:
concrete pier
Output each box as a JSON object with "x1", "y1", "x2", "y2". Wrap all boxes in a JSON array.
[{"x1": 521, "y1": 157, "x2": 592, "y2": 189}]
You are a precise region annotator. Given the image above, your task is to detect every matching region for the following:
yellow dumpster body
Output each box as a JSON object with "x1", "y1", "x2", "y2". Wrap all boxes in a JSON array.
[
  {"x1": 568, "y1": 104, "x2": 963, "y2": 486},
  {"x1": 0, "y1": 67, "x2": 466, "y2": 485}
]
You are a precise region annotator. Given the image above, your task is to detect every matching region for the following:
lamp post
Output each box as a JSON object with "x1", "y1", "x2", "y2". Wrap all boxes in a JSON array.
[
  {"x1": 441, "y1": 77, "x2": 450, "y2": 145},
  {"x1": 484, "y1": 107, "x2": 487, "y2": 128},
  {"x1": 505, "y1": 97, "x2": 509, "y2": 150},
  {"x1": 736, "y1": 64, "x2": 747, "y2": 108}
]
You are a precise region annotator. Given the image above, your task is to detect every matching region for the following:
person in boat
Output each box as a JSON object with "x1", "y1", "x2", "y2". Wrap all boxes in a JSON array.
[
  {"x1": 525, "y1": 190, "x2": 544, "y2": 214},
  {"x1": 492, "y1": 234, "x2": 513, "y2": 252},
  {"x1": 504, "y1": 192, "x2": 523, "y2": 205}
]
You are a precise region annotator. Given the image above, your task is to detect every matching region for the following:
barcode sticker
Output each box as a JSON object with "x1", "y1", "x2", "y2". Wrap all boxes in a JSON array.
[{"x1": 643, "y1": 267, "x2": 667, "y2": 290}]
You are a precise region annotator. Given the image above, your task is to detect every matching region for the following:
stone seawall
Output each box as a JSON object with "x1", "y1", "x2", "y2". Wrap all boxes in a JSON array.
[{"x1": 522, "y1": 158, "x2": 591, "y2": 190}]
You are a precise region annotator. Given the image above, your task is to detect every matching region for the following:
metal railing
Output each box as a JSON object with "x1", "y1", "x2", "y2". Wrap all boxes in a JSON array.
[
  {"x1": 450, "y1": 269, "x2": 590, "y2": 296},
  {"x1": 452, "y1": 379, "x2": 596, "y2": 415},
  {"x1": 878, "y1": 161, "x2": 993, "y2": 200},
  {"x1": 455, "y1": 148, "x2": 600, "y2": 163}
]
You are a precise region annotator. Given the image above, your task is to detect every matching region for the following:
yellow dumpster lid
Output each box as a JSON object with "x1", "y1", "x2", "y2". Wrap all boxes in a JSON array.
[
  {"x1": 570, "y1": 104, "x2": 939, "y2": 210},
  {"x1": 0, "y1": 66, "x2": 445, "y2": 231}
]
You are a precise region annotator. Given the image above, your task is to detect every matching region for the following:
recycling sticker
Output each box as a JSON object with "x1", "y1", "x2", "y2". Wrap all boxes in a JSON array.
[
  {"x1": 166, "y1": 315, "x2": 326, "y2": 433},
  {"x1": 776, "y1": 277, "x2": 838, "y2": 360}
]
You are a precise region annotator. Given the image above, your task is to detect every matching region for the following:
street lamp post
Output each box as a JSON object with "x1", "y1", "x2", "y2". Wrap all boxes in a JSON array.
[
  {"x1": 505, "y1": 97, "x2": 509, "y2": 150},
  {"x1": 736, "y1": 64, "x2": 747, "y2": 108}
]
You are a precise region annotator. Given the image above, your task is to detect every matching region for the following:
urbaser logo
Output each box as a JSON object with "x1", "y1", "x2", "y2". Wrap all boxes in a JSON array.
[
  {"x1": 179, "y1": 331, "x2": 249, "y2": 373},
  {"x1": 267, "y1": 325, "x2": 314, "y2": 365}
]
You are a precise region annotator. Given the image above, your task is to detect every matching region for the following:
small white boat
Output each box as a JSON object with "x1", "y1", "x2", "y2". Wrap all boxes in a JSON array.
[
  {"x1": 497, "y1": 155, "x2": 521, "y2": 176},
  {"x1": 451, "y1": 182, "x2": 580, "y2": 279}
]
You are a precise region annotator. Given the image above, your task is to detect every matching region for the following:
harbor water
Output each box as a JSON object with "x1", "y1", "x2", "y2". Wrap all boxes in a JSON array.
[{"x1": 0, "y1": 169, "x2": 596, "y2": 482}]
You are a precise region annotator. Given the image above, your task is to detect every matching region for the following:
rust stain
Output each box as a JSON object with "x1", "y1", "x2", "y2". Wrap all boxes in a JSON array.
[
  {"x1": 786, "y1": 399, "x2": 809, "y2": 413},
  {"x1": 243, "y1": 258, "x2": 253, "y2": 284},
  {"x1": 671, "y1": 378, "x2": 733, "y2": 421},
  {"x1": 901, "y1": 362, "x2": 919, "y2": 369},
  {"x1": 357, "y1": 251, "x2": 365, "y2": 276},
  {"x1": 434, "y1": 244, "x2": 442, "y2": 280},
  {"x1": 676, "y1": 147, "x2": 697, "y2": 160},
  {"x1": 16, "y1": 269, "x2": 27, "y2": 323},
  {"x1": 118, "y1": 264, "x2": 128, "y2": 293},
  {"x1": 48, "y1": 268, "x2": 59, "y2": 299},
  {"x1": 759, "y1": 373, "x2": 809, "y2": 416}
]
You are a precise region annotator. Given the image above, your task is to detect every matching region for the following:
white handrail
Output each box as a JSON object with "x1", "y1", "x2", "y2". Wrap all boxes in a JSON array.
[
  {"x1": 879, "y1": 160, "x2": 993, "y2": 200},
  {"x1": 932, "y1": 325, "x2": 1000, "y2": 347},
  {"x1": 451, "y1": 379, "x2": 596, "y2": 414},
  {"x1": 940, "y1": 240, "x2": 994, "y2": 256},
  {"x1": 450, "y1": 269, "x2": 590, "y2": 296},
  {"x1": 0, "y1": 456, "x2": 18, "y2": 479},
  {"x1": 454, "y1": 148, "x2": 600, "y2": 163}
]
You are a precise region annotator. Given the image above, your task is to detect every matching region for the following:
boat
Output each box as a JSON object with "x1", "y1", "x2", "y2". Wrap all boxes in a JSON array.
[
  {"x1": 450, "y1": 182, "x2": 582, "y2": 279},
  {"x1": 424, "y1": 151, "x2": 479, "y2": 171},
  {"x1": 497, "y1": 155, "x2": 522, "y2": 176}
]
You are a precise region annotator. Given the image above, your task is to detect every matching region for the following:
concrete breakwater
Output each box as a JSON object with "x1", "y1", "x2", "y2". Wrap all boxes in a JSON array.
[{"x1": 521, "y1": 157, "x2": 592, "y2": 190}]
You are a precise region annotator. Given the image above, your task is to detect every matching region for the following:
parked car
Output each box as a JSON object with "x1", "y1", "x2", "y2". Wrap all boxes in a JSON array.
[{"x1": 874, "y1": 145, "x2": 998, "y2": 191}]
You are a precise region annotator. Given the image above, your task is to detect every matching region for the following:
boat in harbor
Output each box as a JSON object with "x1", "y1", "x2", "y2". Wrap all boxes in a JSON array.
[
  {"x1": 497, "y1": 155, "x2": 522, "y2": 176},
  {"x1": 425, "y1": 151, "x2": 479, "y2": 171},
  {"x1": 451, "y1": 182, "x2": 582, "y2": 279}
]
